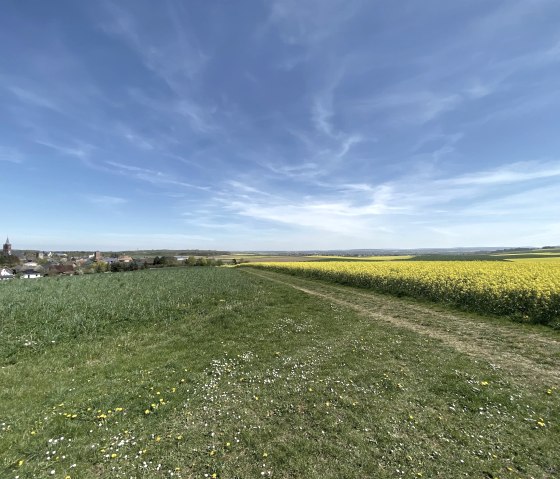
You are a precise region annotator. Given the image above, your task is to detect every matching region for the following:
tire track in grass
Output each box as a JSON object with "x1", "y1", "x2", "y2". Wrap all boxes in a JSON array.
[{"x1": 242, "y1": 268, "x2": 560, "y2": 386}]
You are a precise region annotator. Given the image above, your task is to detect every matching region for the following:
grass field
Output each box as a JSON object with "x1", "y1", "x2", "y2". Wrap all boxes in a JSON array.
[{"x1": 1, "y1": 268, "x2": 559, "y2": 478}]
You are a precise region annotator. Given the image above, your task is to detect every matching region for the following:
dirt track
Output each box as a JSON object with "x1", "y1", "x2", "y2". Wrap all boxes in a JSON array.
[{"x1": 243, "y1": 268, "x2": 560, "y2": 386}]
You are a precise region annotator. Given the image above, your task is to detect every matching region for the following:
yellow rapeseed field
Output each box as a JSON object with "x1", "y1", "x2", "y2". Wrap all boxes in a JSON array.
[{"x1": 244, "y1": 261, "x2": 560, "y2": 326}]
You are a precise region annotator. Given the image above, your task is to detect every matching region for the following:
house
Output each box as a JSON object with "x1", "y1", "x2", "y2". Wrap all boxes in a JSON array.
[
  {"x1": 48, "y1": 264, "x2": 75, "y2": 276},
  {"x1": 118, "y1": 255, "x2": 133, "y2": 263},
  {"x1": 21, "y1": 269, "x2": 42, "y2": 279},
  {"x1": 0, "y1": 268, "x2": 14, "y2": 280}
]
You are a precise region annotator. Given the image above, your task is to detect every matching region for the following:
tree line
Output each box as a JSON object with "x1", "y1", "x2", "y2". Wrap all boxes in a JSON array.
[{"x1": 153, "y1": 256, "x2": 224, "y2": 267}]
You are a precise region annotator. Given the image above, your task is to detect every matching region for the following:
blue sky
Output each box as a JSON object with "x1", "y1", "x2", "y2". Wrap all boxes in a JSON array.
[{"x1": 1, "y1": 0, "x2": 560, "y2": 251}]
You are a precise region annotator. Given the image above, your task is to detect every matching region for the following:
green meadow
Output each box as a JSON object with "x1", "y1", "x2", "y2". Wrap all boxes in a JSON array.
[{"x1": 1, "y1": 267, "x2": 558, "y2": 478}]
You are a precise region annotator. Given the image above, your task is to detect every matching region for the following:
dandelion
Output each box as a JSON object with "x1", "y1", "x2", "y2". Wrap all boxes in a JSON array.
[
  {"x1": 18, "y1": 459, "x2": 24, "y2": 467},
  {"x1": 144, "y1": 410, "x2": 151, "y2": 415},
  {"x1": 480, "y1": 381, "x2": 489, "y2": 386}
]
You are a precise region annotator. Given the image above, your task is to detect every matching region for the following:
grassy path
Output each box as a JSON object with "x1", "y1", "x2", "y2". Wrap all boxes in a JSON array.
[{"x1": 243, "y1": 268, "x2": 560, "y2": 386}]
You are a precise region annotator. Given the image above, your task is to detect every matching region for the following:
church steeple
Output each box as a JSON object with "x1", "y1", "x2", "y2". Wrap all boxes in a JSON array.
[{"x1": 3, "y1": 236, "x2": 12, "y2": 256}]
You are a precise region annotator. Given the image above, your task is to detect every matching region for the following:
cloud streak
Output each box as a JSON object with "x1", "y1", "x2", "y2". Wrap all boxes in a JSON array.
[{"x1": 86, "y1": 195, "x2": 128, "y2": 206}]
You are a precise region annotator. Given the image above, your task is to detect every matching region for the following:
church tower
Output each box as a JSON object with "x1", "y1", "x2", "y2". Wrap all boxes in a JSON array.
[{"x1": 3, "y1": 237, "x2": 12, "y2": 256}]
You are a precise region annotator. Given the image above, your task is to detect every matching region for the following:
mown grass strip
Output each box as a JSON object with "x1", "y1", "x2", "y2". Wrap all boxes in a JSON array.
[{"x1": 241, "y1": 261, "x2": 560, "y2": 327}]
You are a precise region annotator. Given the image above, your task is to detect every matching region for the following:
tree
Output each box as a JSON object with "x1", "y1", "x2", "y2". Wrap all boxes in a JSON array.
[
  {"x1": 94, "y1": 261, "x2": 108, "y2": 273},
  {"x1": 0, "y1": 254, "x2": 20, "y2": 267},
  {"x1": 195, "y1": 257, "x2": 208, "y2": 266}
]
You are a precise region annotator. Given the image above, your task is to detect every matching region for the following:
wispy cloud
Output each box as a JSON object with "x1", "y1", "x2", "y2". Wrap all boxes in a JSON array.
[
  {"x1": 97, "y1": 1, "x2": 221, "y2": 139},
  {"x1": 7, "y1": 85, "x2": 65, "y2": 113},
  {"x1": 473, "y1": 0, "x2": 555, "y2": 38},
  {"x1": 105, "y1": 160, "x2": 210, "y2": 191},
  {"x1": 34, "y1": 139, "x2": 92, "y2": 159},
  {"x1": 100, "y1": 1, "x2": 207, "y2": 86},
  {"x1": 355, "y1": 91, "x2": 463, "y2": 126},
  {"x1": 459, "y1": 183, "x2": 560, "y2": 217},
  {"x1": 226, "y1": 180, "x2": 278, "y2": 198},
  {"x1": 86, "y1": 195, "x2": 128, "y2": 207},
  {"x1": 311, "y1": 96, "x2": 334, "y2": 136},
  {"x1": 117, "y1": 124, "x2": 156, "y2": 151},
  {"x1": 268, "y1": 0, "x2": 362, "y2": 46},
  {"x1": 0, "y1": 146, "x2": 24, "y2": 164},
  {"x1": 227, "y1": 200, "x2": 387, "y2": 235},
  {"x1": 220, "y1": 159, "x2": 560, "y2": 237},
  {"x1": 443, "y1": 160, "x2": 560, "y2": 186}
]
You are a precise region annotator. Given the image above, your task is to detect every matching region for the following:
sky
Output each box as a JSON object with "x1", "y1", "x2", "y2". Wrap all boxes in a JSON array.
[{"x1": 1, "y1": 0, "x2": 560, "y2": 251}]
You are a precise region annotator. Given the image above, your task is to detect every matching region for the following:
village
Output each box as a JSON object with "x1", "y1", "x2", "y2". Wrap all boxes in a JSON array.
[
  {"x1": 0, "y1": 236, "x2": 143, "y2": 280},
  {"x1": 0, "y1": 237, "x2": 233, "y2": 281}
]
